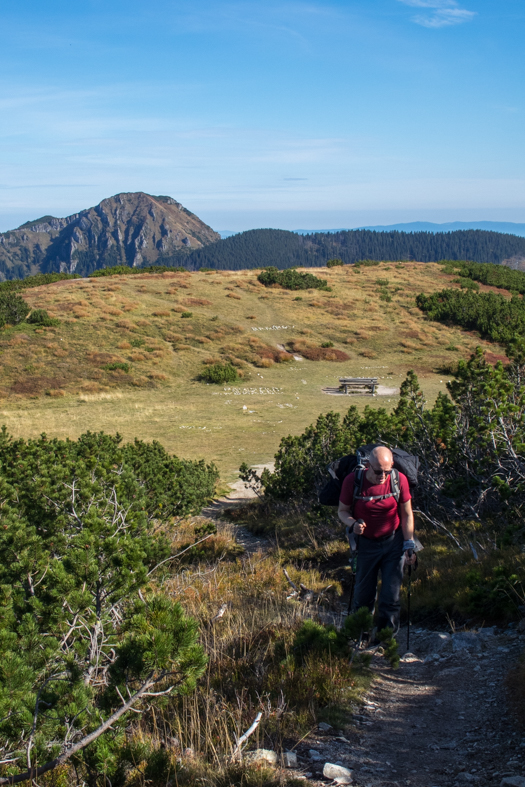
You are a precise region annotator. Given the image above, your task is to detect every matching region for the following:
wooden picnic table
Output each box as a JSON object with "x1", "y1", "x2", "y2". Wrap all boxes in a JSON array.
[{"x1": 338, "y1": 377, "x2": 378, "y2": 395}]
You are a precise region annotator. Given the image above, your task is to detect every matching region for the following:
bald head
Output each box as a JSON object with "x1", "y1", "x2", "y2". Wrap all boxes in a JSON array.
[
  {"x1": 370, "y1": 446, "x2": 393, "y2": 467},
  {"x1": 366, "y1": 446, "x2": 394, "y2": 482}
]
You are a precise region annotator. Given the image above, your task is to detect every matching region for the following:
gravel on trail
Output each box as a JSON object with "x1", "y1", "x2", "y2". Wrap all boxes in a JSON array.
[{"x1": 290, "y1": 625, "x2": 525, "y2": 787}]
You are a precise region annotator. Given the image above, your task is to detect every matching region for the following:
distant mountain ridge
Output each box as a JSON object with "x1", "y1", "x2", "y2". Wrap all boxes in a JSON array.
[
  {"x1": 0, "y1": 192, "x2": 220, "y2": 280},
  {"x1": 183, "y1": 227, "x2": 525, "y2": 271}
]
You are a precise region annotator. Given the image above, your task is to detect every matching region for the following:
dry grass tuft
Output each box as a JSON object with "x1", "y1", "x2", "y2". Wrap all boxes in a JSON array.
[
  {"x1": 182, "y1": 298, "x2": 213, "y2": 307},
  {"x1": 226, "y1": 293, "x2": 242, "y2": 300},
  {"x1": 152, "y1": 310, "x2": 171, "y2": 317},
  {"x1": 53, "y1": 349, "x2": 68, "y2": 358},
  {"x1": 164, "y1": 332, "x2": 184, "y2": 343},
  {"x1": 118, "y1": 341, "x2": 132, "y2": 350},
  {"x1": 129, "y1": 353, "x2": 147, "y2": 362},
  {"x1": 360, "y1": 349, "x2": 377, "y2": 358},
  {"x1": 135, "y1": 319, "x2": 151, "y2": 327},
  {"x1": 103, "y1": 307, "x2": 123, "y2": 316},
  {"x1": 197, "y1": 337, "x2": 212, "y2": 344},
  {"x1": 345, "y1": 337, "x2": 357, "y2": 344},
  {"x1": 46, "y1": 389, "x2": 66, "y2": 397},
  {"x1": 115, "y1": 320, "x2": 134, "y2": 330},
  {"x1": 148, "y1": 372, "x2": 168, "y2": 380}
]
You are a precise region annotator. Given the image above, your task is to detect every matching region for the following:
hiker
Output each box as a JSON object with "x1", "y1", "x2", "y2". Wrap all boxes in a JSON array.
[{"x1": 337, "y1": 445, "x2": 416, "y2": 635}]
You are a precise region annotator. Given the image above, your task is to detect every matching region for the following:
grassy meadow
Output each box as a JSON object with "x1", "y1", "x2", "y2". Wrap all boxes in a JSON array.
[{"x1": 0, "y1": 262, "x2": 505, "y2": 482}]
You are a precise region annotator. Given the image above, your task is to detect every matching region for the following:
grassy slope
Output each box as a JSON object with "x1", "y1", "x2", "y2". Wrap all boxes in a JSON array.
[{"x1": 0, "y1": 263, "x2": 505, "y2": 481}]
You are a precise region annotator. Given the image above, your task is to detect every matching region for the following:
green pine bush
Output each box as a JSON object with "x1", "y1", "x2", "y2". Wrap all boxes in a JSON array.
[
  {"x1": 200, "y1": 363, "x2": 239, "y2": 384},
  {"x1": 0, "y1": 292, "x2": 30, "y2": 327}
]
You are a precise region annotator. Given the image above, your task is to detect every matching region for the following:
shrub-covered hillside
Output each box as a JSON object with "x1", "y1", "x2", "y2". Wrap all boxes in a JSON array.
[{"x1": 0, "y1": 262, "x2": 509, "y2": 478}]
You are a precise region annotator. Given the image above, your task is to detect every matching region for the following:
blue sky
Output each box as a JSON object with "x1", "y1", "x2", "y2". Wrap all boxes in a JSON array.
[{"x1": 1, "y1": 0, "x2": 524, "y2": 232}]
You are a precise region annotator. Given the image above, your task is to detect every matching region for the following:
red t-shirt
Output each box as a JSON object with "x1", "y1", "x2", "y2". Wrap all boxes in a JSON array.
[{"x1": 339, "y1": 471, "x2": 411, "y2": 539}]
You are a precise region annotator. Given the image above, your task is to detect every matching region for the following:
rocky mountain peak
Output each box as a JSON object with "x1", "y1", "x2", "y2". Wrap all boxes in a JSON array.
[{"x1": 0, "y1": 192, "x2": 220, "y2": 280}]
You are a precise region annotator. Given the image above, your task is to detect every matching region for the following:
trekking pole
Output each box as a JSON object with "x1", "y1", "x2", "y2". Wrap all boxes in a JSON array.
[
  {"x1": 406, "y1": 562, "x2": 412, "y2": 652},
  {"x1": 346, "y1": 521, "x2": 363, "y2": 615}
]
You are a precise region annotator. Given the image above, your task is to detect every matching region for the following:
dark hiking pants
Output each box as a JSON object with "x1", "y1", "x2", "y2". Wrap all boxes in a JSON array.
[{"x1": 352, "y1": 528, "x2": 404, "y2": 634}]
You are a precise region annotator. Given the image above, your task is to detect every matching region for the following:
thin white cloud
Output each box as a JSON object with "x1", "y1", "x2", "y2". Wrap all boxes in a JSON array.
[{"x1": 397, "y1": 0, "x2": 476, "y2": 28}]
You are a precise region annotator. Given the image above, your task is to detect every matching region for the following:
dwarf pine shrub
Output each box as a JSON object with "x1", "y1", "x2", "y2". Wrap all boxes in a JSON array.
[
  {"x1": 200, "y1": 362, "x2": 239, "y2": 384},
  {"x1": 0, "y1": 292, "x2": 30, "y2": 327}
]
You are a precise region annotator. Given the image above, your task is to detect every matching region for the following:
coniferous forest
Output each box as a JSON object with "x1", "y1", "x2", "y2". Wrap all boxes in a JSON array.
[{"x1": 172, "y1": 228, "x2": 525, "y2": 271}]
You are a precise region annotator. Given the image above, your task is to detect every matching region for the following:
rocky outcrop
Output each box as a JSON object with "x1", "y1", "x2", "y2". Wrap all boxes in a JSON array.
[{"x1": 0, "y1": 192, "x2": 220, "y2": 278}]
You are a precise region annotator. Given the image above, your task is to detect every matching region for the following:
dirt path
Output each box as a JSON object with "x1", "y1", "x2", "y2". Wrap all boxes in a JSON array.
[
  {"x1": 200, "y1": 485, "x2": 525, "y2": 787},
  {"x1": 295, "y1": 625, "x2": 525, "y2": 787}
]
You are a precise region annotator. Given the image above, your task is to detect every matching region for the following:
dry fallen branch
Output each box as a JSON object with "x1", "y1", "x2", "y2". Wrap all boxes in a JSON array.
[{"x1": 232, "y1": 711, "x2": 263, "y2": 759}]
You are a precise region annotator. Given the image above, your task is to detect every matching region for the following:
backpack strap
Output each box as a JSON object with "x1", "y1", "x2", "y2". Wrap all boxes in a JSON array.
[
  {"x1": 390, "y1": 469, "x2": 400, "y2": 502},
  {"x1": 351, "y1": 467, "x2": 366, "y2": 517},
  {"x1": 354, "y1": 469, "x2": 401, "y2": 504}
]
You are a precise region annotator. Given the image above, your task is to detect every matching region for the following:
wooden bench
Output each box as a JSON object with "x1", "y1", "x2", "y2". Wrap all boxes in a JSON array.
[{"x1": 338, "y1": 377, "x2": 378, "y2": 395}]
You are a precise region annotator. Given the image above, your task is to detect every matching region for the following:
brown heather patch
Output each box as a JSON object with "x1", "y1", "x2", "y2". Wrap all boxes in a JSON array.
[
  {"x1": 152, "y1": 310, "x2": 171, "y2": 317},
  {"x1": 355, "y1": 330, "x2": 371, "y2": 339},
  {"x1": 289, "y1": 341, "x2": 350, "y2": 362},
  {"x1": 46, "y1": 389, "x2": 66, "y2": 397},
  {"x1": 178, "y1": 283, "x2": 190, "y2": 289},
  {"x1": 203, "y1": 356, "x2": 221, "y2": 365},
  {"x1": 197, "y1": 337, "x2": 212, "y2": 344},
  {"x1": 103, "y1": 307, "x2": 123, "y2": 316},
  {"x1": 115, "y1": 320, "x2": 134, "y2": 329},
  {"x1": 309, "y1": 300, "x2": 323, "y2": 307},
  {"x1": 485, "y1": 351, "x2": 510, "y2": 365},
  {"x1": 11, "y1": 376, "x2": 65, "y2": 396},
  {"x1": 345, "y1": 337, "x2": 357, "y2": 344},
  {"x1": 360, "y1": 349, "x2": 377, "y2": 358},
  {"x1": 118, "y1": 341, "x2": 132, "y2": 350},
  {"x1": 149, "y1": 350, "x2": 165, "y2": 358},
  {"x1": 172, "y1": 306, "x2": 187, "y2": 313},
  {"x1": 135, "y1": 319, "x2": 151, "y2": 327},
  {"x1": 8, "y1": 335, "x2": 30, "y2": 345},
  {"x1": 208, "y1": 332, "x2": 225, "y2": 341},
  {"x1": 256, "y1": 357, "x2": 274, "y2": 368},
  {"x1": 72, "y1": 309, "x2": 90, "y2": 318},
  {"x1": 226, "y1": 293, "x2": 241, "y2": 300},
  {"x1": 129, "y1": 353, "x2": 147, "y2": 362},
  {"x1": 53, "y1": 349, "x2": 68, "y2": 358},
  {"x1": 176, "y1": 344, "x2": 192, "y2": 350},
  {"x1": 164, "y1": 332, "x2": 183, "y2": 343},
  {"x1": 166, "y1": 288, "x2": 178, "y2": 295}
]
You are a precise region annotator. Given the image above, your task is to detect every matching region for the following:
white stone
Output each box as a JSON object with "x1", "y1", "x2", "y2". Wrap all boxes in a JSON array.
[
  {"x1": 245, "y1": 749, "x2": 277, "y2": 765},
  {"x1": 281, "y1": 751, "x2": 298, "y2": 768},
  {"x1": 309, "y1": 749, "x2": 323, "y2": 761},
  {"x1": 323, "y1": 762, "x2": 353, "y2": 783},
  {"x1": 318, "y1": 722, "x2": 333, "y2": 732}
]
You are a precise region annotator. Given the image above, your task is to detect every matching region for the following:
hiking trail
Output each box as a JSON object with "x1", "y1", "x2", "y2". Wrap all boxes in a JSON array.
[{"x1": 202, "y1": 476, "x2": 525, "y2": 787}]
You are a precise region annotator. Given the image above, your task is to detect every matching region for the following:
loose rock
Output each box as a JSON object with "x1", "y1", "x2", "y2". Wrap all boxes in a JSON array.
[
  {"x1": 244, "y1": 749, "x2": 277, "y2": 766},
  {"x1": 323, "y1": 762, "x2": 353, "y2": 784},
  {"x1": 500, "y1": 778, "x2": 525, "y2": 787},
  {"x1": 281, "y1": 751, "x2": 298, "y2": 768}
]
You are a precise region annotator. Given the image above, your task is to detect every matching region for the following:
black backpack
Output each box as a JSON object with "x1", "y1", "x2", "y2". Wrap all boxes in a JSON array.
[{"x1": 318, "y1": 443, "x2": 419, "y2": 507}]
